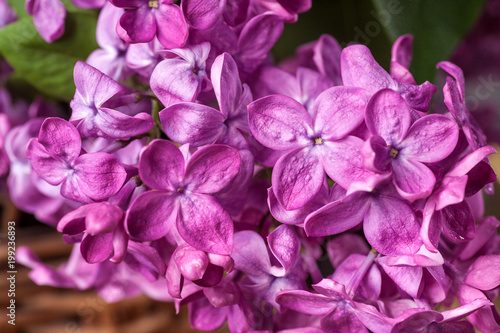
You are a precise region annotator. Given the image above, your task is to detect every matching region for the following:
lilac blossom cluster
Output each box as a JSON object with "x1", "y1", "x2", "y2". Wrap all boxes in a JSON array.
[{"x1": 1, "y1": 0, "x2": 499, "y2": 332}]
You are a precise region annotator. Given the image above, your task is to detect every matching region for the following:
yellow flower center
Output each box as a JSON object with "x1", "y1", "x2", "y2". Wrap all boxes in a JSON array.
[
  {"x1": 314, "y1": 137, "x2": 323, "y2": 145},
  {"x1": 148, "y1": 1, "x2": 158, "y2": 8}
]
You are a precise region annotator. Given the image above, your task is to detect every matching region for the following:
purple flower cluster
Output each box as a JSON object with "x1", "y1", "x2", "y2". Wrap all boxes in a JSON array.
[{"x1": 2, "y1": 0, "x2": 499, "y2": 332}]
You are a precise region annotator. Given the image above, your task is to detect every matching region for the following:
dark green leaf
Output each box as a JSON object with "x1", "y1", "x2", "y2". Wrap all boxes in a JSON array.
[{"x1": 0, "y1": 9, "x2": 98, "y2": 101}]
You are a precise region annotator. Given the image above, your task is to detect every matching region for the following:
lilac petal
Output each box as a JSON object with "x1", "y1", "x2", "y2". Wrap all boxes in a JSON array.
[
  {"x1": 38, "y1": 117, "x2": 81, "y2": 163},
  {"x1": 296, "y1": 67, "x2": 335, "y2": 111},
  {"x1": 177, "y1": 193, "x2": 233, "y2": 255},
  {"x1": 313, "y1": 87, "x2": 366, "y2": 140},
  {"x1": 352, "y1": 302, "x2": 393, "y2": 333},
  {"x1": 57, "y1": 204, "x2": 95, "y2": 234},
  {"x1": 71, "y1": 0, "x2": 106, "y2": 8},
  {"x1": 378, "y1": 257, "x2": 422, "y2": 298},
  {"x1": 401, "y1": 114, "x2": 459, "y2": 163},
  {"x1": 267, "y1": 225, "x2": 301, "y2": 277},
  {"x1": 365, "y1": 89, "x2": 411, "y2": 145},
  {"x1": 437, "y1": 61, "x2": 465, "y2": 97},
  {"x1": 189, "y1": 297, "x2": 227, "y2": 331},
  {"x1": 184, "y1": 144, "x2": 241, "y2": 194},
  {"x1": 182, "y1": 0, "x2": 224, "y2": 30},
  {"x1": 341, "y1": 45, "x2": 395, "y2": 95},
  {"x1": 165, "y1": 257, "x2": 183, "y2": 298},
  {"x1": 460, "y1": 216, "x2": 500, "y2": 261},
  {"x1": 458, "y1": 285, "x2": 500, "y2": 333},
  {"x1": 313, "y1": 34, "x2": 342, "y2": 85},
  {"x1": 155, "y1": 3, "x2": 188, "y2": 49},
  {"x1": 321, "y1": 303, "x2": 367, "y2": 333},
  {"x1": 139, "y1": 139, "x2": 185, "y2": 191},
  {"x1": 442, "y1": 298, "x2": 492, "y2": 323},
  {"x1": 236, "y1": 13, "x2": 284, "y2": 72},
  {"x1": 448, "y1": 145, "x2": 496, "y2": 177},
  {"x1": 150, "y1": 59, "x2": 202, "y2": 107},
  {"x1": 126, "y1": 191, "x2": 178, "y2": 241},
  {"x1": 173, "y1": 244, "x2": 209, "y2": 281},
  {"x1": 128, "y1": 240, "x2": 167, "y2": 277},
  {"x1": 95, "y1": 3, "x2": 125, "y2": 48},
  {"x1": 117, "y1": 6, "x2": 156, "y2": 44},
  {"x1": 320, "y1": 136, "x2": 373, "y2": 190},
  {"x1": 60, "y1": 174, "x2": 95, "y2": 203},
  {"x1": 232, "y1": 230, "x2": 271, "y2": 279},
  {"x1": 272, "y1": 147, "x2": 324, "y2": 210},
  {"x1": 384, "y1": 244, "x2": 444, "y2": 267},
  {"x1": 203, "y1": 279, "x2": 240, "y2": 308},
  {"x1": 26, "y1": 139, "x2": 69, "y2": 185},
  {"x1": 278, "y1": 0, "x2": 311, "y2": 13},
  {"x1": 332, "y1": 254, "x2": 381, "y2": 301},
  {"x1": 73, "y1": 61, "x2": 124, "y2": 110},
  {"x1": 28, "y1": 0, "x2": 66, "y2": 43},
  {"x1": 391, "y1": 158, "x2": 435, "y2": 201},
  {"x1": 440, "y1": 201, "x2": 475, "y2": 243},
  {"x1": 434, "y1": 175, "x2": 468, "y2": 211},
  {"x1": 304, "y1": 193, "x2": 369, "y2": 237},
  {"x1": 110, "y1": 224, "x2": 128, "y2": 263},
  {"x1": 80, "y1": 232, "x2": 114, "y2": 263},
  {"x1": 85, "y1": 202, "x2": 123, "y2": 235},
  {"x1": 396, "y1": 81, "x2": 437, "y2": 112},
  {"x1": 95, "y1": 108, "x2": 153, "y2": 139},
  {"x1": 249, "y1": 65, "x2": 298, "y2": 101},
  {"x1": 248, "y1": 94, "x2": 313, "y2": 151},
  {"x1": 160, "y1": 103, "x2": 225, "y2": 146},
  {"x1": 268, "y1": 182, "x2": 328, "y2": 225},
  {"x1": 390, "y1": 34, "x2": 415, "y2": 84},
  {"x1": 276, "y1": 290, "x2": 337, "y2": 315},
  {"x1": 364, "y1": 196, "x2": 420, "y2": 255},
  {"x1": 73, "y1": 152, "x2": 126, "y2": 200},
  {"x1": 362, "y1": 135, "x2": 391, "y2": 173},
  {"x1": 211, "y1": 53, "x2": 241, "y2": 118},
  {"x1": 465, "y1": 255, "x2": 500, "y2": 291},
  {"x1": 392, "y1": 310, "x2": 442, "y2": 333},
  {"x1": 327, "y1": 234, "x2": 370, "y2": 268},
  {"x1": 193, "y1": 263, "x2": 223, "y2": 287}
]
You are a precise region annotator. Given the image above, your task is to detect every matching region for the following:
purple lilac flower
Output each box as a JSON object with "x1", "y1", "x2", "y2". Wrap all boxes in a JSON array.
[
  {"x1": 109, "y1": 0, "x2": 188, "y2": 49},
  {"x1": 70, "y1": 61, "x2": 153, "y2": 139},
  {"x1": 26, "y1": 117, "x2": 127, "y2": 203},
  {"x1": 26, "y1": 0, "x2": 66, "y2": 43},
  {"x1": 126, "y1": 140, "x2": 240, "y2": 255}
]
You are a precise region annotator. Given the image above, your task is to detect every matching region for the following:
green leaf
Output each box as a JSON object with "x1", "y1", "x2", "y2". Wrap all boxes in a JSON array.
[
  {"x1": 371, "y1": 0, "x2": 486, "y2": 82},
  {"x1": 0, "y1": 9, "x2": 98, "y2": 101}
]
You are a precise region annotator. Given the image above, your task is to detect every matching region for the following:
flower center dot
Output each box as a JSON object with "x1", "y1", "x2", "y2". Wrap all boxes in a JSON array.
[
  {"x1": 314, "y1": 137, "x2": 323, "y2": 145},
  {"x1": 390, "y1": 147, "x2": 399, "y2": 158},
  {"x1": 177, "y1": 187, "x2": 184, "y2": 193},
  {"x1": 148, "y1": 1, "x2": 158, "y2": 8}
]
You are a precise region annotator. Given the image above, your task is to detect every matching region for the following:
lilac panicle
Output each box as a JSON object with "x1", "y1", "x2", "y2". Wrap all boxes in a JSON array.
[{"x1": 26, "y1": 0, "x2": 66, "y2": 43}]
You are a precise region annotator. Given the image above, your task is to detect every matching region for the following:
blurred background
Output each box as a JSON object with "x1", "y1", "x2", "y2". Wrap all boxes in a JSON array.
[{"x1": 2, "y1": 0, "x2": 500, "y2": 332}]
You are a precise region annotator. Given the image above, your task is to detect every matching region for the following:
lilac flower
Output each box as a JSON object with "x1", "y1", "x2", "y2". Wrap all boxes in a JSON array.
[
  {"x1": 26, "y1": 0, "x2": 66, "y2": 43},
  {"x1": 109, "y1": 0, "x2": 188, "y2": 49},
  {"x1": 126, "y1": 140, "x2": 240, "y2": 255},
  {"x1": 160, "y1": 52, "x2": 251, "y2": 148},
  {"x1": 248, "y1": 86, "x2": 375, "y2": 210},
  {"x1": 182, "y1": 0, "x2": 225, "y2": 30},
  {"x1": 126, "y1": 39, "x2": 164, "y2": 79},
  {"x1": 26, "y1": 117, "x2": 127, "y2": 203},
  {"x1": 276, "y1": 278, "x2": 393, "y2": 333},
  {"x1": 150, "y1": 42, "x2": 211, "y2": 108},
  {"x1": 69, "y1": 61, "x2": 153, "y2": 139},
  {"x1": 362, "y1": 89, "x2": 459, "y2": 201},
  {"x1": 341, "y1": 43, "x2": 436, "y2": 112},
  {"x1": 87, "y1": 3, "x2": 132, "y2": 82}
]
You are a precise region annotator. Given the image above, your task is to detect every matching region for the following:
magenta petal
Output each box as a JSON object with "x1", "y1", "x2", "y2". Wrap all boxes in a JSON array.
[
  {"x1": 401, "y1": 114, "x2": 459, "y2": 163},
  {"x1": 392, "y1": 158, "x2": 435, "y2": 201},
  {"x1": 321, "y1": 303, "x2": 366, "y2": 333},
  {"x1": 184, "y1": 144, "x2": 241, "y2": 194},
  {"x1": 327, "y1": 234, "x2": 370, "y2": 268},
  {"x1": 364, "y1": 196, "x2": 420, "y2": 256},
  {"x1": 313, "y1": 86, "x2": 366, "y2": 140},
  {"x1": 276, "y1": 290, "x2": 336, "y2": 315},
  {"x1": 390, "y1": 34, "x2": 415, "y2": 84},
  {"x1": 304, "y1": 193, "x2": 369, "y2": 237},
  {"x1": 341, "y1": 45, "x2": 395, "y2": 95},
  {"x1": 189, "y1": 297, "x2": 227, "y2": 331},
  {"x1": 232, "y1": 230, "x2": 271, "y2": 278},
  {"x1": 80, "y1": 232, "x2": 114, "y2": 263},
  {"x1": 465, "y1": 255, "x2": 500, "y2": 291},
  {"x1": 458, "y1": 285, "x2": 500, "y2": 333},
  {"x1": 139, "y1": 139, "x2": 185, "y2": 191},
  {"x1": 441, "y1": 201, "x2": 475, "y2": 243},
  {"x1": 248, "y1": 94, "x2": 313, "y2": 151},
  {"x1": 272, "y1": 148, "x2": 324, "y2": 210},
  {"x1": 362, "y1": 135, "x2": 391, "y2": 173},
  {"x1": 155, "y1": 3, "x2": 188, "y2": 49},
  {"x1": 161, "y1": 103, "x2": 226, "y2": 146},
  {"x1": 95, "y1": 108, "x2": 153, "y2": 139},
  {"x1": 211, "y1": 53, "x2": 241, "y2": 118},
  {"x1": 177, "y1": 194, "x2": 233, "y2": 255},
  {"x1": 378, "y1": 257, "x2": 422, "y2": 298},
  {"x1": 29, "y1": 0, "x2": 66, "y2": 43},
  {"x1": 117, "y1": 6, "x2": 156, "y2": 43},
  {"x1": 57, "y1": 204, "x2": 95, "y2": 234},
  {"x1": 26, "y1": 139, "x2": 69, "y2": 185},
  {"x1": 85, "y1": 202, "x2": 123, "y2": 235},
  {"x1": 182, "y1": 0, "x2": 224, "y2": 30},
  {"x1": 365, "y1": 89, "x2": 411, "y2": 145},
  {"x1": 126, "y1": 191, "x2": 178, "y2": 241},
  {"x1": 313, "y1": 34, "x2": 342, "y2": 84},
  {"x1": 73, "y1": 152, "x2": 126, "y2": 201},
  {"x1": 38, "y1": 118, "x2": 81, "y2": 163},
  {"x1": 267, "y1": 225, "x2": 300, "y2": 277}
]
